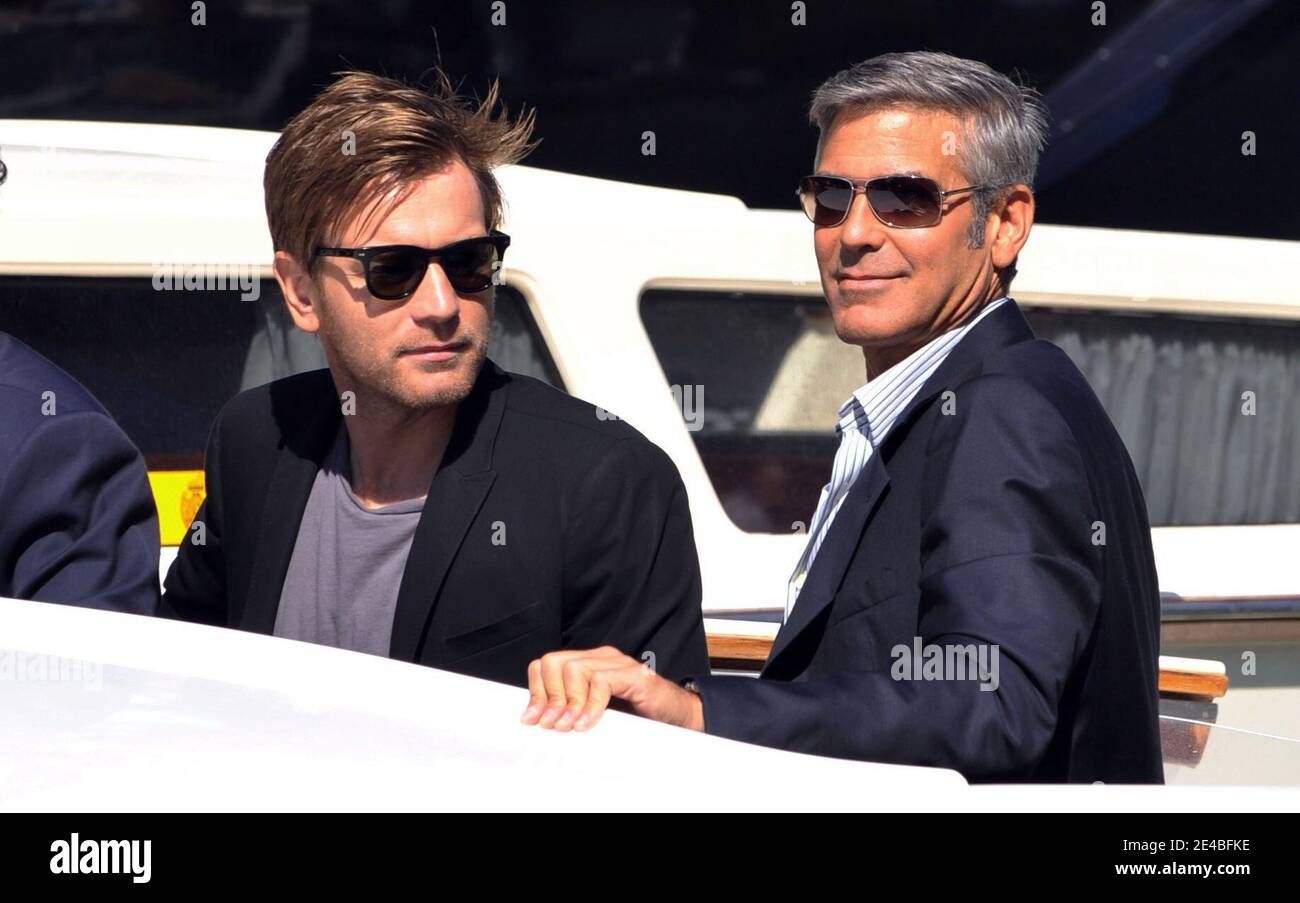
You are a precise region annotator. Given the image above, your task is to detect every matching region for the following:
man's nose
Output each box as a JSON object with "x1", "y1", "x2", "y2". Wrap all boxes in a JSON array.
[
  {"x1": 837, "y1": 190, "x2": 889, "y2": 251},
  {"x1": 406, "y1": 262, "x2": 461, "y2": 322}
]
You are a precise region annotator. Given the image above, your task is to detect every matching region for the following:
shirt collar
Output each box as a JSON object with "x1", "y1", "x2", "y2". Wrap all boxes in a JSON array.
[{"x1": 837, "y1": 296, "x2": 1011, "y2": 442}]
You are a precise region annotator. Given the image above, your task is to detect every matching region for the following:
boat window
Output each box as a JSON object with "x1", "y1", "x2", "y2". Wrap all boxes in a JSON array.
[
  {"x1": 0, "y1": 276, "x2": 559, "y2": 468},
  {"x1": 1025, "y1": 307, "x2": 1300, "y2": 526},
  {"x1": 640, "y1": 288, "x2": 1300, "y2": 531}
]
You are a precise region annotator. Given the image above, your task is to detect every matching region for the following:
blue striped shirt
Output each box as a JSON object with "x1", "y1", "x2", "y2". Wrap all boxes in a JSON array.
[{"x1": 785, "y1": 296, "x2": 1010, "y2": 621}]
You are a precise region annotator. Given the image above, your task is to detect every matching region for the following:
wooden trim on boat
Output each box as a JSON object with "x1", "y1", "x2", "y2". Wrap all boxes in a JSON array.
[{"x1": 705, "y1": 625, "x2": 1230, "y2": 700}]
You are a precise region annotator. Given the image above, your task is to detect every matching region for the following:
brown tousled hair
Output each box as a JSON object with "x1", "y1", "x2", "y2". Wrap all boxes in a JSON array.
[{"x1": 264, "y1": 68, "x2": 538, "y2": 270}]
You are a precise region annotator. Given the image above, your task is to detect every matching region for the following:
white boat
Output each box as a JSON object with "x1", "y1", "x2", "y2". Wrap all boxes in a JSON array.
[
  {"x1": 0, "y1": 120, "x2": 1297, "y2": 792},
  {"x1": 2, "y1": 595, "x2": 1296, "y2": 810}
]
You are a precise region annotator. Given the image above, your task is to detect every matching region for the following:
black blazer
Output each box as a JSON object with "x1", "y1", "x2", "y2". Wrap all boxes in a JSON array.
[
  {"x1": 0, "y1": 332, "x2": 159, "y2": 613},
  {"x1": 694, "y1": 302, "x2": 1164, "y2": 783},
  {"x1": 161, "y1": 360, "x2": 709, "y2": 686}
]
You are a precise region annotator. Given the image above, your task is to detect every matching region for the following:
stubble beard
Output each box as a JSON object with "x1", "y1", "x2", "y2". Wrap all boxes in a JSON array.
[{"x1": 321, "y1": 321, "x2": 491, "y2": 418}]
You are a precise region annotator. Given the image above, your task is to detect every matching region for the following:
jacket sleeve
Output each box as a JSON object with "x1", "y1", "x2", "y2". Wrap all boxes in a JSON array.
[
  {"x1": 693, "y1": 375, "x2": 1103, "y2": 782},
  {"x1": 0, "y1": 410, "x2": 160, "y2": 615},
  {"x1": 560, "y1": 437, "x2": 710, "y2": 683},
  {"x1": 159, "y1": 407, "x2": 229, "y2": 625}
]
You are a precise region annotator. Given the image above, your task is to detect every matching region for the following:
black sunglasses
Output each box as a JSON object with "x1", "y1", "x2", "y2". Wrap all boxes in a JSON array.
[
  {"x1": 314, "y1": 231, "x2": 511, "y2": 300},
  {"x1": 797, "y1": 174, "x2": 996, "y2": 228}
]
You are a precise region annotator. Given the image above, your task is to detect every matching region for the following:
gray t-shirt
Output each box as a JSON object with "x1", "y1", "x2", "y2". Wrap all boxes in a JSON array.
[{"x1": 273, "y1": 425, "x2": 424, "y2": 656}]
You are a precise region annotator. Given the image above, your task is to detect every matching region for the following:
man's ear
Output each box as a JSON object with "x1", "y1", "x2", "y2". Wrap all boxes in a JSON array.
[
  {"x1": 273, "y1": 251, "x2": 321, "y2": 334},
  {"x1": 989, "y1": 184, "x2": 1034, "y2": 272}
]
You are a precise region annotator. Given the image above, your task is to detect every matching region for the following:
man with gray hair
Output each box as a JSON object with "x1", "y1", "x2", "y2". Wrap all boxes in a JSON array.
[{"x1": 521, "y1": 51, "x2": 1163, "y2": 784}]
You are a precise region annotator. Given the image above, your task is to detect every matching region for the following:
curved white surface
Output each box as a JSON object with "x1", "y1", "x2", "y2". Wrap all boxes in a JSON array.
[
  {"x1": 0, "y1": 596, "x2": 965, "y2": 811},
  {"x1": 3, "y1": 598, "x2": 1300, "y2": 811}
]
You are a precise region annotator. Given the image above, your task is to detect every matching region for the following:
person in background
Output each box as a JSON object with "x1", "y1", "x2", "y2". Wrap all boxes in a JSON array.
[{"x1": 0, "y1": 331, "x2": 160, "y2": 613}]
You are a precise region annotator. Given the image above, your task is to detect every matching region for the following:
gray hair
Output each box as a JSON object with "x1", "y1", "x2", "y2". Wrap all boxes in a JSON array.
[{"x1": 810, "y1": 51, "x2": 1049, "y2": 259}]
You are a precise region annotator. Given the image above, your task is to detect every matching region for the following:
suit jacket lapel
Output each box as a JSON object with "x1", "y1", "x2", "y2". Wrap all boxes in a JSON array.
[
  {"x1": 389, "y1": 362, "x2": 509, "y2": 663},
  {"x1": 761, "y1": 300, "x2": 1038, "y2": 672},
  {"x1": 239, "y1": 371, "x2": 342, "y2": 634},
  {"x1": 880, "y1": 299, "x2": 1037, "y2": 455},
  {"x1": 764, "y1": 451, "x2": 889, "y2": 669}
]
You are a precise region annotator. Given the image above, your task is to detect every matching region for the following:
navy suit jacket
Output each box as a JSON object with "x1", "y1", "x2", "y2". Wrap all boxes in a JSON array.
[
  {"x1": 695, "y1": 301, "x2": 1164, "y2": 783},
  {"x1": 160, "y1": 360, "x2": 709, "y2": 687},
  {"x1": 0, "y1": 332, "x2": 160, "y2": 613}
]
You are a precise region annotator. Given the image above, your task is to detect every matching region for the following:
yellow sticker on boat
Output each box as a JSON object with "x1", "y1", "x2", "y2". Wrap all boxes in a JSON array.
[{"x1": 148, "y1": 470, "x2": 206, "y2": 546}]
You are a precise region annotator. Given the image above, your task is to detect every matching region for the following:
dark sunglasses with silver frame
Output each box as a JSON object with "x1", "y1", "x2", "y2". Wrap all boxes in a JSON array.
[
  {"x1": 314, "y1": 230, "x2": 511, "y2": 300},
  {"x1": 797, "y1": 174, "x2": 1001, "y2": 229}
]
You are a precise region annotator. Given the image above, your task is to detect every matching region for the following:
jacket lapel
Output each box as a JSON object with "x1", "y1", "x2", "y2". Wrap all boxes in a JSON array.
[
  {"x1": 879, "y1": 299, "x2": 1037, "y2": 450},
  {"x1": 388, "y1": 362, "x2": 509, "y2": 663},
  {"x1": 239, "y1": 371, "x2": 342, "y2": 634},
  {"x1": 761, "y1": 300, "x2": 1038, "y2": 671},
  {"x1": 764, "y1": 451, "x2": 889, "y2": 669}
]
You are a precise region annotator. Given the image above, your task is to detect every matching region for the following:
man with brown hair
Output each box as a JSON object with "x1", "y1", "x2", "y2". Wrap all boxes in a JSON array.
[{"x1": 161, "y1": 71, "x2": 708, "y2": 687}]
